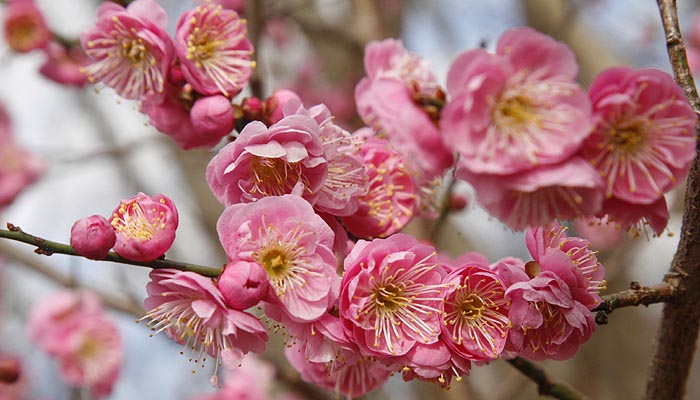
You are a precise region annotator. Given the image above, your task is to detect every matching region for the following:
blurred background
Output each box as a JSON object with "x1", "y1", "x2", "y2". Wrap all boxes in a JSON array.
[{"x1": 1, "y1": 0, "x2": 699, "y2": 399}]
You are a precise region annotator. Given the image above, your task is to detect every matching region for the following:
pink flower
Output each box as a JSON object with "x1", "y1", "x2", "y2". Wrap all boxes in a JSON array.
[
  {"x1": 70, "y1": 215, "x2": 117, "y2": 260},
  {"x1": 599, "y1": 196, "x2": 670, "y2": 237},
  {"x1": 460, "y1": 157, "x2": 604, "y2": 231},
  {"x1": 339, "y1": 234, "x2": 445, "y2": 357},
  {"x1": 190, "y1": 95, "x2": 234, "y2": 139},
  {"x1": 399, "y1": 340, "x2": 471, "y2": 389},
  {"x1": 505, "y1": 272, "x2": 595, "y2": 361},
  {"x1": 285, "y1": 342, "x2": 391, "y2": 398},
  {"x1": 109, "y1": 192, "x2": 178, "y2": 262},
  {"x1": 525, "y1": 222, "x2": 606, "y2": 309},
  {"x1": 573, "y1": 216, "x2": 624, "y2": 251},
  {"x1": 441, "y1": 262, "x2": 511, "y2": 361},
  {"x1": 340, "y1": 135, "x2": 416, "y2": 238},
  {"x1": 192, "y1": 355, "x2": 274, "y2": 400},
  {"x1": 57, "y1": 317, "x2": 123, "y2": 398},
  {"x1": 0, "y1": 107, "x2": 44, "y2": 209},
  {"x1": 356, "y1": 77, "x2": 453, "y2": 182},
  {"x1": 39, "y1": 42, "x2": 90, "y2": 87},
  {"x1": 361, "y1": 38, "x2": 439, "y2": 95},
  {"x1": 217, "y1": 195, "x2": 340, "y2": 322},
  {"x1": 206, "y1": 116, "x2": 327, "y2": 206},
  {"x1": 3, "y1": 0, "x2": 51, "y2": 53},
  {"x1": 80, "y1": 0, "x2": 174, "y2": 101},
  {"x1": 28, "y1": 290, "x2": 102, "y2": 356},
  {"x1": 581, "y1": 67, "x2": 696, "y2": 204},
  {"x1": 283, "y1": 101, "x2": 368, "y2": 217},
  {"x1": 142, "y1": 269, "x2": 268, "y2": 372},
  {"x1": 175, "y1": 3, "x2": 253, "y2": 96},
  {"x1": 442, "y1": 27, "x2": 592, "y2": 175},
  {"x1": 217, "y1": 260, "x2": 270, "y2": 310}
]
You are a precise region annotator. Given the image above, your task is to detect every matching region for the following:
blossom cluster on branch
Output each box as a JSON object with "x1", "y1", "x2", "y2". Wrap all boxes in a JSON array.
[{"x1": 0, "y1": 0, "x2": 698, "y2": 399}]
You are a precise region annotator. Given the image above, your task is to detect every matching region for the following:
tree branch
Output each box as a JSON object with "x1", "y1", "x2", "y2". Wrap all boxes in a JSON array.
[
  {"x1": 646, "y1": 1, "x2": 700, "y2": 399},
  {"x1": 592, "y1": 281, "x2": 676, "y2": 324},
  {"x1": 0, "y1": 224, "x2": 222, "y2": 278},
  {"x1": 506, "y1": 357, "x2": 591, "y2": 400}
]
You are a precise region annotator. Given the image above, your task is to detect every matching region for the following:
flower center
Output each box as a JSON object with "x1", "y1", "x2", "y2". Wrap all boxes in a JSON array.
[
  {"x1": 121, "y1": 39, "x2": 147, "y2": 65},
  {"x1": 110, "y1": 201, "x2": 162, "y2": 241},
  {"x1": 249, "y1": 157, "x2": 307, "y2": 197},
  {"x1": 187, "y1": 31, "x2": 223, "y2": 66},
  {"x1": 257, "y1": 246, "x2": 290, "y2": 277},
  {"x1": 458, "y1": 293, "x2": 486, "y2": 320},
  {"x1": 493, "y1": 95, "x2": 539, "y2": 128},
  {"x1": 608, "y1": 120, "x2": 646, "y2": 154},
  {"x1": 77, "y1": 336, "x2": 102, "y2": 359},
  {"x1": 375, "y1": 283, "x2": 407, "y2": 312}
]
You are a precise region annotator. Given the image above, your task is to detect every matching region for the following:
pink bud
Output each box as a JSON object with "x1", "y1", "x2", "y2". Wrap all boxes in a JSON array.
[
  {"x1": 218, "y1": 260, "x2": 270, "y2": 310},
  {"x1": 70, "y1": 215, "x2": 116, "y2": 260},
  {"x1": 191, "y1": 95, "x2": 234, "y2": 139},
  {"x1": 264, "y1": 89, "x2": 301, "y2": 125},
  {"x1": 0, "y1": 357, "x2": 21, "y2": 384}
]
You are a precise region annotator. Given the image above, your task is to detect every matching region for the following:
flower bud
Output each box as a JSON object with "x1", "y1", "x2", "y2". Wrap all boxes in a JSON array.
[
  {"x1": 70, "y1": 215, "x2": 116, "y2": 260},
  {"x1": 0, "y1": 357, "x2": 21, "y2": 384},
  {"x1": 218, "y1": 260, "x2": 270, "y2": 310},
  {"x1": 264, "y1": 89, "x2": 301, "y2": 125},
  {"x1": 191, "y1": 95, "x2": 234, "y2": 139}
]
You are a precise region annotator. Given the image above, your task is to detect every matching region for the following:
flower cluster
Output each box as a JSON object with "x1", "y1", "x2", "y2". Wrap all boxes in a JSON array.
[
  {"x1": 69, "y1": 192, "x2": 179, "y2": 262},
  {"x1": 2, "y1": 0, "x2": 89, "y2": 86},
  {"x1": 80, "y1": 0, "x2": 253, "y2": 149},
  {"x1": 28, "y1": 290, "x2": 123, "y2": 398},
  {"x1": 440, "y1": 27, "x2": 696, "y2": 235}
]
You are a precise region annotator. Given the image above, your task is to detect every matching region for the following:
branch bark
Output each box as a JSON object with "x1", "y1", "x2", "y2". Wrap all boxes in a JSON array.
[
  {"x1": 593, "y1": 281, "x2": 676, "y2": 324},
  {"x1": 0, "y1": 224, "x2": 222, "y2": 278},
  {"x1": 646, "y1": 1, "x2": 700, "y2": 399},
  {"x1": 506, "y1": 357, "x2": 591, "y2": 400}
]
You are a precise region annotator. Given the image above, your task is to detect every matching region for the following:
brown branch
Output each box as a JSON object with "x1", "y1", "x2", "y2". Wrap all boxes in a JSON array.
[
  {"x1": 506, "y1": 357, "x2": 591, "y2": 400},
  {"x1": 592, "y1": 281, "x2": 676, "y2": 324},
  {"x1": 646, "y1": 1, "x2": 700, "y2": 399}
]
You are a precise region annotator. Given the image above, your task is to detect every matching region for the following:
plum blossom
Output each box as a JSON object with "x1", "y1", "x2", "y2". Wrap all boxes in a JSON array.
[
  {"x1": 175, "y1": 3, "x2": 253, "y2": 96},
  {"x1": 573, "y1": 216, "x2": 625, "y2": 252},
  {"x1": 441, "y1": 27, "x2": 592, "y2": 175},
  {"x1": 460, "y1": 157, "x2": 605, "y2": 231},
  {"x1": 340, "y1": 134, "x2": 416, "y2": 238},
  {"x1": 217, "y1": 260, "x2": 270, "y2": 310},
  {"x1": 39, "y1": 42, "x2": 90, "y2": 87},
  {"x1": 0, "y1": 106, "x2": 44, "y2": 209},
  {"x1": 285, "y1": 342, "x2": 391, "y2": 399},
  {"x1": 206, "y1": 116, "x2": 327, "y2": 206},
  {"x1": 339, "y1": 234, "x2": 445, "y2": 358},
  {"x1": 190, "y1": 95, "x2": 235, "y2": 140},
  {"x1": 3, "y1": 0, "x2": 51, "y2": 53},
  {"x1": 441, "y1": 262, "x2": 511, "y2": 361},
  {"x1": 80, "y1": 0, "x2": 174, "y2": 102},
  {"x1": 360, "y1": 38, "x2": 439, "y2": 95},
  {"x1": 582, "y1": 67, "x2": 696, "y2": 204},
  {"x1": 217, "y1": 195, "x2": 340, "y2": 322},
  {"x1": 192, "y1": 355, "x2": 275, "y2": 400},
  {"x1": 141, "y1": 269, "x2": 268, "y2": 373},
  {"x1": 28, "y1": 291, "x2": 122, "y2": 398},
  {"x1": 70, "y1": 215, "x2": 117, "y2": 260},
  {"x1": 398, "y1": 340, "x2": 471, "y2": 389},
  {"x1": 581, "y1": 67, "x2": 695, "y2": 234},
  {"x1": 109, "y1": 192, "x2": 179, "y2": 262}
]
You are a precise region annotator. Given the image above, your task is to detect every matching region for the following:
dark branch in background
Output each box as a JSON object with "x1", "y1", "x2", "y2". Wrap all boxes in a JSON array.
[
  {"x1": 245, "y1": 0, "x2": 265, "y2": 98},
  {"x1": 646, "y1": 1, "x2": 700, "y2": 399},
  {"x1": 0, "y1": 224, "x2": 222, "y2": 278},
  {"x1": 506, "y1": 357, "x2": 591, "y2": 400},
  {"x1": 593, "y1": 282, "x2": 676, "y2": 325}
]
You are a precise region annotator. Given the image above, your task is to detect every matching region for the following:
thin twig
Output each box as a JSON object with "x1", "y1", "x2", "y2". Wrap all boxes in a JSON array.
[
  {"x1": 506, "y1": 357, "x2": 591, "y2": 400},
  {"x1": 592, "y1": 281, "x2": 676, "y2": 324},
  {"x1": 0, "y1": 224, "x2": 222, "y2": 278},
  {"x1": 646, "y1": 1, "x2": 700, "y2": 399}
]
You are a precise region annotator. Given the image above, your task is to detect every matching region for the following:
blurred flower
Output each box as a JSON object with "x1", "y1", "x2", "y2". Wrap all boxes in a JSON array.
[
  {"x1": 573, "y1": 216, "x2": 625, "y2": 252},
  {"x1": 80, "y1": 0, "x2": 174, "y2": 101},
  {"x1": 217, "y1": 195, "x2": 339, "y2": 322},
  {"x1": 206, "y1": 117, "x2": 327, "y2": 206},
  {"x1": 38, "y1": 42, "x2": 90, "y2": 87},
  {"x1": 70, "y1": 215, "x2": 116, "y2": 260},
  {"x1": 109, "y1": 192, "x2": 179, "y2": 262},
  {"x1": 3, "y1": 0, "x2": 51, "y2": 53},
  {"x1": 175, "y1": 3, "x2": 253, "y2": 96}
]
